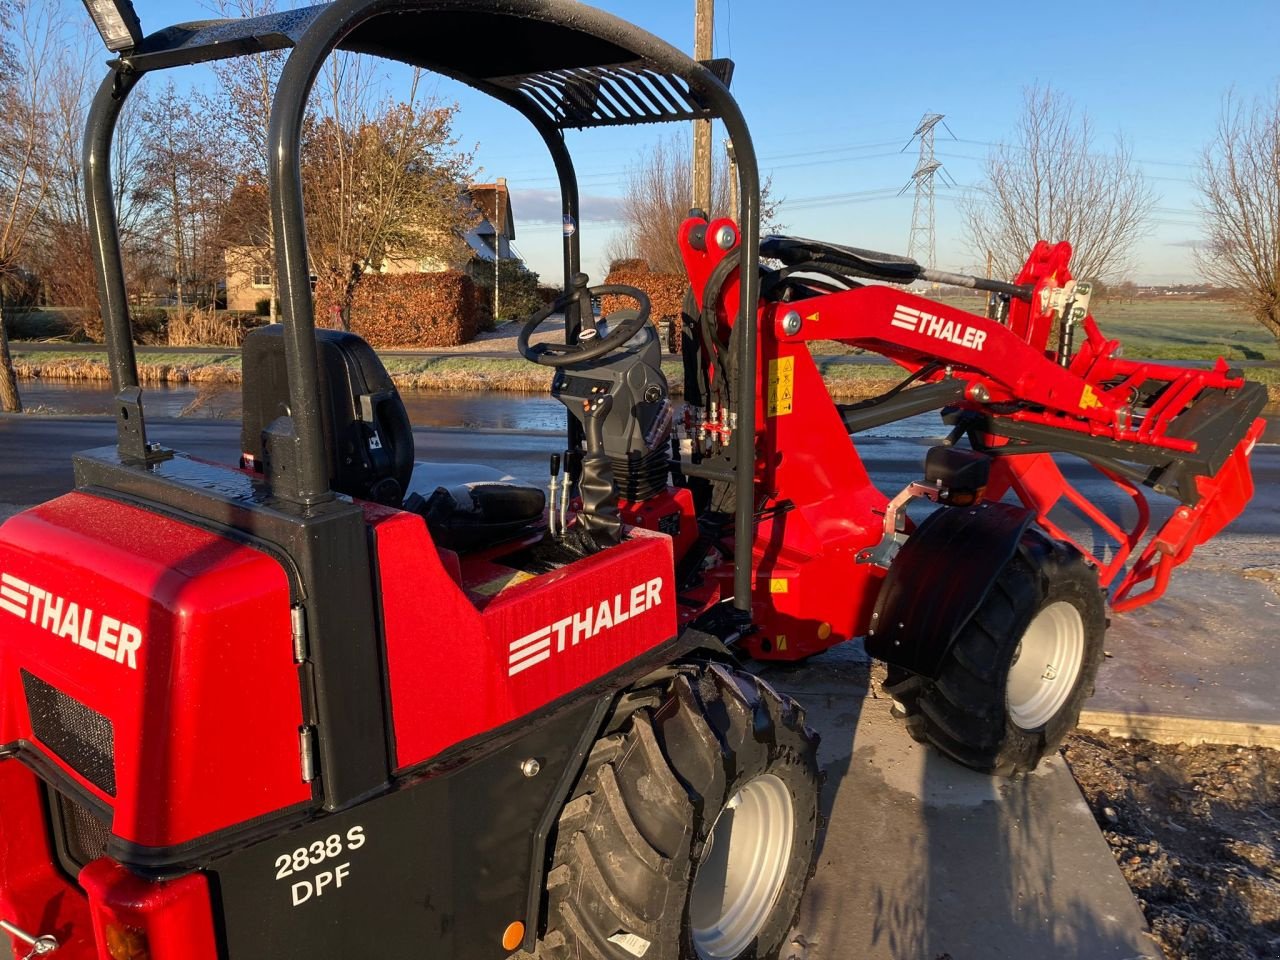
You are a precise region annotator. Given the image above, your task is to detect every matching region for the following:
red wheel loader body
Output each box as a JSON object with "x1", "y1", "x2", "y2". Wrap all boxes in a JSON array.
[{"x1": 0, "y1": 1, "x2": 1265, "y2": 957}]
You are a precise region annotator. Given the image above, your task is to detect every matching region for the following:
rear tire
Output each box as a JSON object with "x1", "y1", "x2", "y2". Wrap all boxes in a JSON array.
[
  {"x1": 537, "y1": 661, "x2": 819, "y2": 960},
  {"x1": 885, "y1": 529, "x2": 1105, "y2": 777}
]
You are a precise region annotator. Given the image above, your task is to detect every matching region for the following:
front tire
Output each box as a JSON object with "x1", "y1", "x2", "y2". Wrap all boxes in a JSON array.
[
  {"x1": 886, "y1": 529, "x2": 1105, "y2": 777},
  {"x1": 538, "y1": 661, "x2": 819, "y2": 960}
]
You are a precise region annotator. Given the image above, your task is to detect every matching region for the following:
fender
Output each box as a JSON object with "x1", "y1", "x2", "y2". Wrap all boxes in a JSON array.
[{"x1": 865, "y1": 501, "x2": 1034, "y2": 678}]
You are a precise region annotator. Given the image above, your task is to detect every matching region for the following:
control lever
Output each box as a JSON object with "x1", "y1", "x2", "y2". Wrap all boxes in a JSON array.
[
  {"x1": 569, "y1": 272, "x2": 599, "y2": 341},
  {"x1": 548, "y1": 453, "x2": 562, "y2": 538},
  {"x1": 577, "y1": 394, "x2": 622, "y2": 545},
  {"x1": 560, "y1": 447, "x2": 573, "y2": 536}
]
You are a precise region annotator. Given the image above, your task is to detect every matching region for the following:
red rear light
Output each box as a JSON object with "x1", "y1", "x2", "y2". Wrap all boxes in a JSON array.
[{"x1": 79, "y1": 860, "x2": 219, "y2": 960}]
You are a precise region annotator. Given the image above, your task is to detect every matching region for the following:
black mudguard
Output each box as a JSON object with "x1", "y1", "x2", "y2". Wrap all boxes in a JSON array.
[{"x1": 865, "y1": 500, "x2": 1034, "y2": 679}]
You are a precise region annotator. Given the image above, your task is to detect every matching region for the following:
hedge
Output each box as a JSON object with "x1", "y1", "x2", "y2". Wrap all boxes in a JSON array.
[
  {"x1": 603, "y1": 260, "x2": 688, "y2": 345},
  {"x1": 469, "y1": 258, "x2": 544, "y2": 325},
  {"x1": 330, "y1": 272, "x2": 484, "y2": 348}
]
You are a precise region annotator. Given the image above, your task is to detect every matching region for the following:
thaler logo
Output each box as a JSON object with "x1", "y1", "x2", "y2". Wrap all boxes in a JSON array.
[
  {"x1": 0, "y1": 572, "x2": 142, "y2": 669},
  {"x1": 891, "y1": 305, "x2": 988, "y2": 351},
  {"x1": 508, "y1": 577, "x2": 664, "y2": 677}
]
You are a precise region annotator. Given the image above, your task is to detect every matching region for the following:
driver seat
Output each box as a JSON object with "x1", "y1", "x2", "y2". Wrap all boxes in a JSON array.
[{"x1": 241, "y1": 325, "x2": 545, "y2": 552}]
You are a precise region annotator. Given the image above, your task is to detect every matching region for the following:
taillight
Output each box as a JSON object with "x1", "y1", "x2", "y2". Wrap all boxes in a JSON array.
[
  {"x1": 79, "y1": 860, "x2": 219, "y2": 960},
  {"x1": 104, "y1": 923, "x2": 149, "y2": 960}
]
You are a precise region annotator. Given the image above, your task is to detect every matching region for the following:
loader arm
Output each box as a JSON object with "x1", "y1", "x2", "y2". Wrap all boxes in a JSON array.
[{"x1": 680, "y1": 223, "x2": 1266, "y2": 613}]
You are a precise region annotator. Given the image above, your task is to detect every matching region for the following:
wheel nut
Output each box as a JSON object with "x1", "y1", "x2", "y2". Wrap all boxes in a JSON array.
[{"x1": 520, "y1": 758, "x2": 541, "y2": 778}]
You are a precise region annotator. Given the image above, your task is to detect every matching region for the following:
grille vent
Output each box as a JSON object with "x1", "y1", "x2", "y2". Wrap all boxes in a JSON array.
[
  {"x1": 22, "y1": 669, "x2": 116, "y2": 796},
  {"x1": 51, "y1": 791, "x2": 112, "y2": 871}
]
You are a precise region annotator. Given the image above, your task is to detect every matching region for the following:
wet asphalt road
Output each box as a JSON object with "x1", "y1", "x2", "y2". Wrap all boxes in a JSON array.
[
  {"x1": 0, "y1": 415, "x2": 946, "y2": 508},
  {"x1": 1, "y1": 414, "x2": 1277, "y2": 541}
]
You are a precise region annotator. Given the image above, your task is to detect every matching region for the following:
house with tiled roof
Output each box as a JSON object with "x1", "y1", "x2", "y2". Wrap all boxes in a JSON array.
[{"x1": 225, "y1": 178, "x2": 520, "y2": 313}]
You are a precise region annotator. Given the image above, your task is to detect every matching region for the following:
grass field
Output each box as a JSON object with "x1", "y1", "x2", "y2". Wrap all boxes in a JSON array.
[
  {"x1": 931, "y1": 296, "x2": 1277, "y2": 362},
  {"x1": 11, "y1": 351, "x2": 240, "y2": 384},
  {"x1": 13, "y1": 346, "x2": 1276, "y2": 407}
]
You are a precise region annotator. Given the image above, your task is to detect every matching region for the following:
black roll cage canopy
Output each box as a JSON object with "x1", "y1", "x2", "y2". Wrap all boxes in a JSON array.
[{"x1": 85, "y1": 0, "x2": 762, "y2": 613}]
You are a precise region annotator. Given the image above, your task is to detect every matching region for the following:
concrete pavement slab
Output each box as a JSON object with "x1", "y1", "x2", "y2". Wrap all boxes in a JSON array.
[
  {"x1": 1081, "y1": 537, "x2": 1280, "y2": 748},
  {"x1": 760, "y1": 653, "x2": 1158, "y2": 960}
]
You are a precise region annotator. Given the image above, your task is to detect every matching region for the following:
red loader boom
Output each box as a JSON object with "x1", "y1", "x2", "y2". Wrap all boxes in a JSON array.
[{"x1": 669, "y1": 224, "x2": 1264, "y2": 663}]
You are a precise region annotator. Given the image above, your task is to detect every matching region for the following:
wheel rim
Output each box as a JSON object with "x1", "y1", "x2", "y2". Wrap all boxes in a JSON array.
[
  {"x1": 1006, "y1": 600, "x2": 1086, "y2": 730},
  {"x1": 689, "y1": 774, "x2": 795, "y2": 960}
]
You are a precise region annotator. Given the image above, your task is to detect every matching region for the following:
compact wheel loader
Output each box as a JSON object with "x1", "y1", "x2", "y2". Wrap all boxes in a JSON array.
[{"x1": 0, "y1": 1, "x2": 1265, "y2": 958}]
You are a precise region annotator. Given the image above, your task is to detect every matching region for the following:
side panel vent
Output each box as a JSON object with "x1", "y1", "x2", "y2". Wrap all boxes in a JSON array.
[
  {"x1": 49, "y1": 791, "x2": 112, "y2": 873},
  {"x1": 22, "y1": 669, "x2": 117, "y2": 796}
]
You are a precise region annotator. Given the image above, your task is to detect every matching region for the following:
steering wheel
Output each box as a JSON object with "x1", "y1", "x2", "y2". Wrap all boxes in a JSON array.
[{"x1": 518, "y1": 273, "x2": 651, "y2": 367}]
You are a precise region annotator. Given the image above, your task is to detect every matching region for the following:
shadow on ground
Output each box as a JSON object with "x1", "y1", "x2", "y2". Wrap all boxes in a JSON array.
[{"x1": 760, "y1": 645, "x2": 1158, "y2": 960}]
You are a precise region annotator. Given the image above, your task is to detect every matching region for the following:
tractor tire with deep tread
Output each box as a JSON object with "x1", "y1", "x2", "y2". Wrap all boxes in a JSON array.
[
  {"x1": 885, "y1": 529, "x2": 1106, "y2": 777},
  {"x1": 536, "y1": 660, "x2": 819, "y2": 960}
]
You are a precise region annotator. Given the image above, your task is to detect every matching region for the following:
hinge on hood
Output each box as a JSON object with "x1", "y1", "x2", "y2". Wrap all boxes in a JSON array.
[
  {"x1": 291, "y1": 605, "x2": 309, "y2": 662},
  {"x1": 300, "y1": 726, "x2": 318, "y2": 783}
]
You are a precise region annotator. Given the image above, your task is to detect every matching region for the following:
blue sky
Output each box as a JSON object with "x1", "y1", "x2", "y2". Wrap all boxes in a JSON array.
[{"x1": 119, "y1": 0, "x2": 1280, "y2": 284}]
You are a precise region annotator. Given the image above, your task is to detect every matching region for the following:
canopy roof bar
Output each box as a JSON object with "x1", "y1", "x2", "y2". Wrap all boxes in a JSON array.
[
  {"x1": 117, "y1": 7, "x2": 734, "y2": 130},
  {"x1": 486, "y1": 59, "x2": 734, "y2": 129},
  {"x1": 115, "y1": 9, "x2": 326, "y2": 71}
]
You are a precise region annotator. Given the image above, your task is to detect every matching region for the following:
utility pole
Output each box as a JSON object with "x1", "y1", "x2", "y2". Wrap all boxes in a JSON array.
[
  {"x1": 692, "y1": 0, "x2": 714, "y2": 215},
  {"x1": 724, "y1": 139, "x2": 739, "y2": 220},
  {"x1": 902, "y1": 114, "x2": 952, "y2": 273}
]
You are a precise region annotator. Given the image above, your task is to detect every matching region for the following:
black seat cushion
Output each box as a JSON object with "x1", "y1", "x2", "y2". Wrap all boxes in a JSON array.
[
  {"x1": 241, "y1": 325, "x2": 414, "y2": 506},
  {"x1": 242, "y1": 326, "x2": 544, "y2": 551},
  {"x1": 404, "y1": 463, "x2": 546, "y2": 553}
]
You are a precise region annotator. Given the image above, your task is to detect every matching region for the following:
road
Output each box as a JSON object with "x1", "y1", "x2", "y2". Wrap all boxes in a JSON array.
[{"x1": 2, "y1": 415, "x2": 1277, "y2": 540}]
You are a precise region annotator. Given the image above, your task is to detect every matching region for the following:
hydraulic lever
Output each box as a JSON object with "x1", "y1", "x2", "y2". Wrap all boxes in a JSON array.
[{"x1": 569, "y1": 272, "x2": 599, "y2": 341}]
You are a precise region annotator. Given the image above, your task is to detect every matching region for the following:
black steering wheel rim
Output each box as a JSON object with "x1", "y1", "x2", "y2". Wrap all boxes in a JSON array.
[{"x1": 518, "y1": 284, "x2": 652, "y2": 367}]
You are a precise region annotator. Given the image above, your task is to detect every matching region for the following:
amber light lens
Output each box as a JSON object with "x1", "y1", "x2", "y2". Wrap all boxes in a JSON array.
[
  {"x1": 105, "y1": 923, "x2": 151, "y2": 960},
  {"x1": 502, "y1": 921, "x2": 525, "y2": 952}
]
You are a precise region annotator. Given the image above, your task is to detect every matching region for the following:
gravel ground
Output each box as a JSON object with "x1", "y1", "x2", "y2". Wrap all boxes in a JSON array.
[{"x1": 1064, "y1": 732, "x2": 1280, "y2": 960}]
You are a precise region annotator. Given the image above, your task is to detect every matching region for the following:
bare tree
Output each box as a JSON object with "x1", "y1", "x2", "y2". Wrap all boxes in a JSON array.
[
  {"x1": 210, "y1": 0, "x2": 288, "y2": 318},
  {"x1": 1197, "y1": 89, "x2": 1280, "y2": 342},
  {"x1": 211, "y1": 4, "x2": 474, "y2": 328},
  {"x1": 137, "y1": 81, "x2": 233, "y2": 313},
  {"x1": 303, "y1": 56, "x2": 474, "y2": 328},
  {"x1": 961, "y1": 85, "x2": 1154, "y2": 284},
  {"x1": 29, "y1": 20, "x2": 155, "y2": 335},
  {"x1": 605, "y1": 135, "x2": 782, "y2": 275},
  {"x1": 0, "y1": 0, "x2": 67, "y2": 413}
]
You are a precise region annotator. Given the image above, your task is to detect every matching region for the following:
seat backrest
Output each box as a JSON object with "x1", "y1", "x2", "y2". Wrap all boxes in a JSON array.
[{"x1": 240, "y1": 325, "x2": 414, "y2": 506}]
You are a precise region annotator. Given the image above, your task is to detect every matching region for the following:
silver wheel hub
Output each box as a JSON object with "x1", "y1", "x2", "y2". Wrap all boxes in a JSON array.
[
  {"x1": 689, "y1": 774, "x2": 795, "y2": 960},
  {"x1": 1006, "y1": 600, "x2": 1086, "y2": 730}
]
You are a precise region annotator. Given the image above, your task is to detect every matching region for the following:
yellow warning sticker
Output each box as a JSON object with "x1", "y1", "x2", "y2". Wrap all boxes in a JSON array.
[
  {"x1": 805, "y1": 311, "x2": 820, "y2": 323},
  {"x1": 1080, "y1": 385, "x2": 1104, "y2": 410},
  {"x1": 767, "y1": 356, "x2": 794, "y2": 417},
  {"x1": 776, "y1": 634, "x2": 788, "y2": 652},
  {"x1": 769, "y1": 578, "x2": 789, "y2": 594}
]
